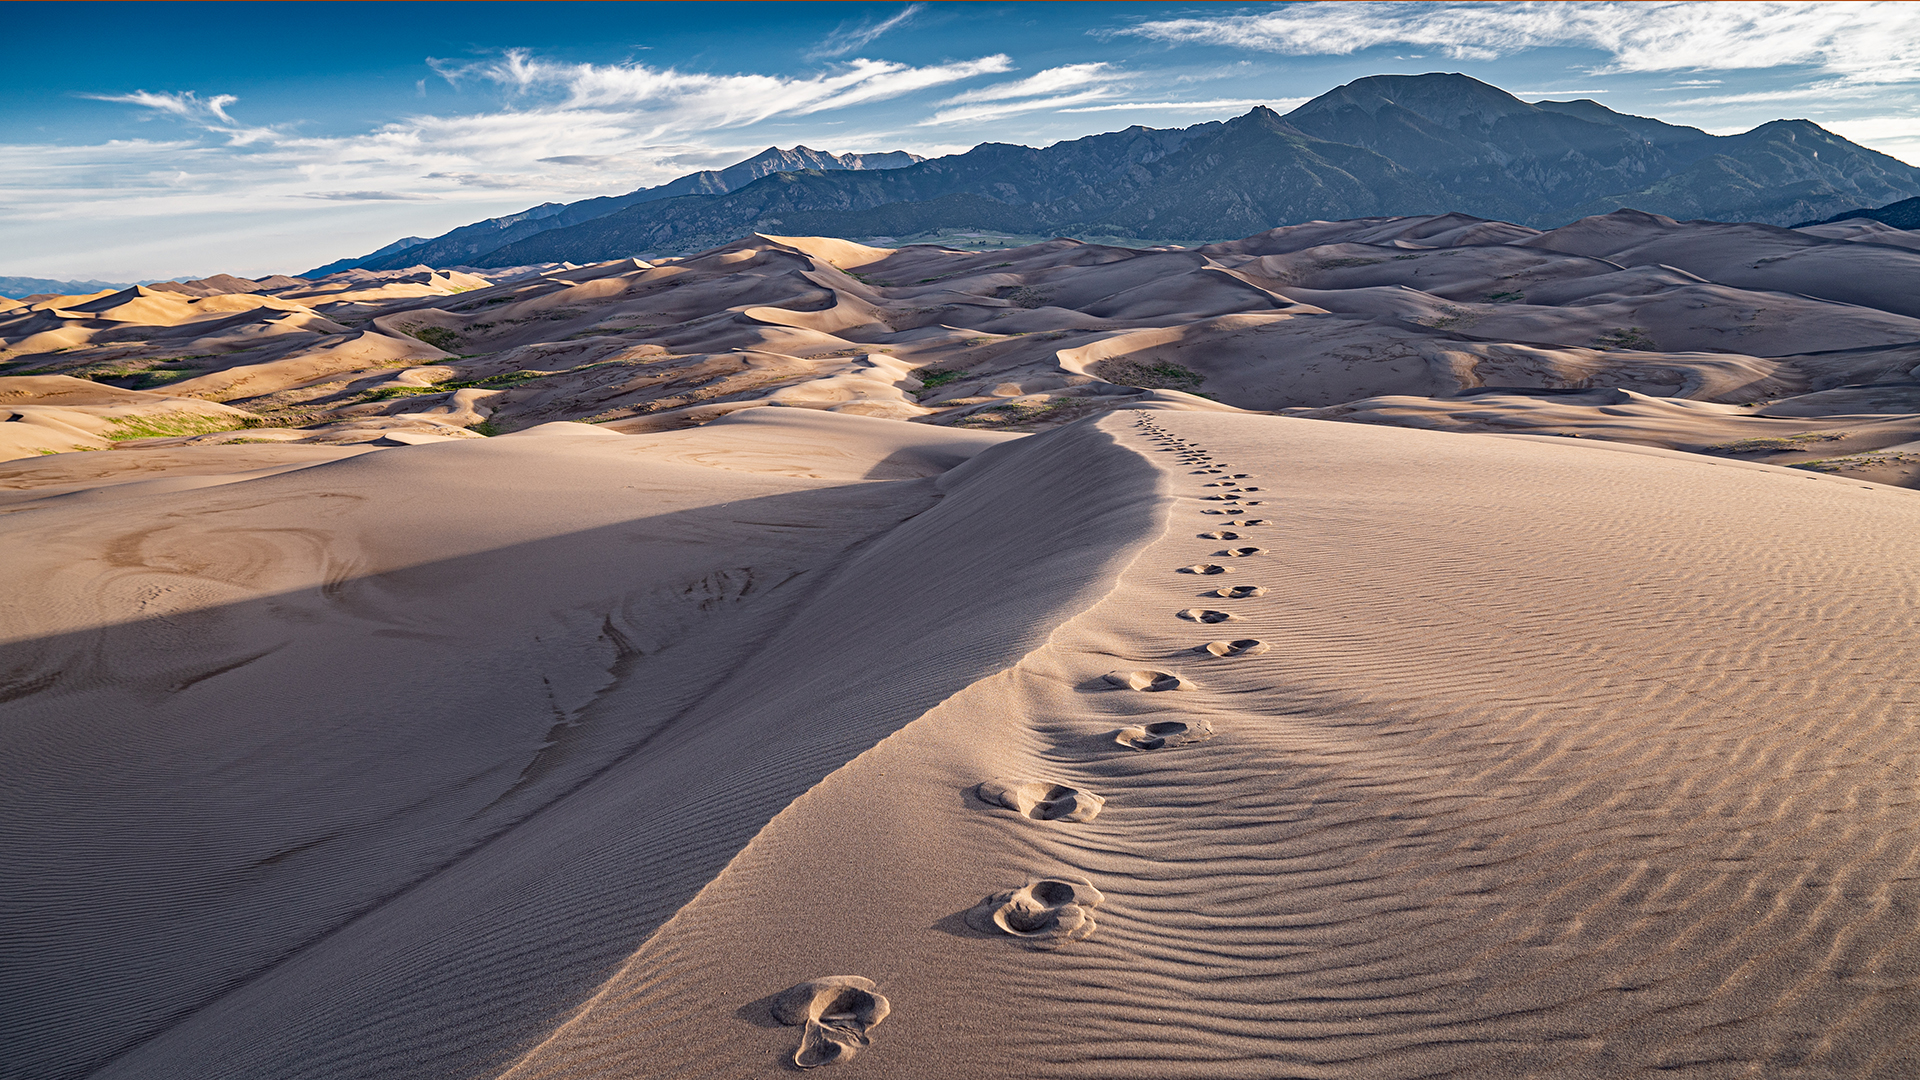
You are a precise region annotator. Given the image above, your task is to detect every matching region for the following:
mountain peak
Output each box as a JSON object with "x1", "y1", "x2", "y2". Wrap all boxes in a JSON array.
[{"x1": 1289, "y1": 72, "x2": 1536, "y2": 128}]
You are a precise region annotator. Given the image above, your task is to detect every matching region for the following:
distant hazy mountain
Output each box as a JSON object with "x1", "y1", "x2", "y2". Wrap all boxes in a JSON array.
[
  {"x1": 305, "y1": 146, "x2": 921, "y2": 277},
  {"x1": 0, "y1": 276, "x2": 133, "y2": 297},
  {"x1": 1797, "y1": 194, "x2": 1920, "y2": 230}
]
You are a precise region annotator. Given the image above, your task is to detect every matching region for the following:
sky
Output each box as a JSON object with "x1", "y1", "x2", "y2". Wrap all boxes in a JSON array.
[{"x1": 3, "y1": 0, "x2": 1918, "y2": 282}]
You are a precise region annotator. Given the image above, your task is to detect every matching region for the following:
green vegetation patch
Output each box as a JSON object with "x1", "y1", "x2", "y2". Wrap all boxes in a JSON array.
[
  {"x1": 1703, "y1": 432, "x2": 1845, "y2": 453},
  {"x1": 914, "y1": 367, "x2": 969, "y2": 391},
  {"x1": 1593, "y1": 326, "x2": 1657, "y2": 351},
  {"x1": 1091, "y1": 358, "x2": 1205, "y2": 392},
  {"x1": 401, "y1": 325, "x2": 462, "y2": 351},
  {"x1": 952, "y1": 395, "x2": 1101, "y2": 429},
  {"x1": 362, "y1": 368, "x2": 554, "y2": 401},
  {"x1": 106, "y1": 412, "x2": 267, "y2": 441},
  {"x1": 1000, "y1": 286, "x2": 1052, "y2": 309},
  {"x1": 1796, "y1": 451, "x2": 1920, "y2": 473},
  {"x1": 1485, "y1": 290, "x2": 1525, "y2": 304}
]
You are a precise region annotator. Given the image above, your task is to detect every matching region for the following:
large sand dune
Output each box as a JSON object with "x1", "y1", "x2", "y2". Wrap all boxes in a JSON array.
[{"x1": 5, "y1": 211, "x2": 1920, "y2": 1077}]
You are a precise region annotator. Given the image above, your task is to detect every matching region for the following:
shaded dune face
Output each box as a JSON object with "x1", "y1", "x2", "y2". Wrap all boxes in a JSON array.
[{"x1": 6, "y1": 208, "x2": 1920, "y2": 487}]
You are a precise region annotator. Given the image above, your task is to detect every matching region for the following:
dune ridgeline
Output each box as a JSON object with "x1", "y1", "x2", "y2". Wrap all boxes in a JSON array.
[{"x1": 5, "y1": 206, "x2": 1920, "y2": 1079}]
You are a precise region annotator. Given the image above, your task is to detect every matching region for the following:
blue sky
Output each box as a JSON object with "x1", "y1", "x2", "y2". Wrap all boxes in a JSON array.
[{"x1": 4, "y1": 1, "x2": 1917, "y2": 281}]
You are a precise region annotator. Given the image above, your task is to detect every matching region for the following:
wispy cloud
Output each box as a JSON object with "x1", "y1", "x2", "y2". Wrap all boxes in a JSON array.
[
  {"x1": 297, "y1": 191, "x2": 439, "y2": 201},
  {"x1": 1117, "y1": 2, "x2": 1920, "y2": 84},
  {"x1": 942, "y1": 63, "x2": 1124, "y2": 104},
  {"x1": 435, "y1": 49, "x2": 1011, "y2": 131},
  {"x1": 810, "y1": 4, "x2": 924, "y2": 59},
  {"x1": 923, "y1": 90, "x2": 1120, "y2": 126},
  {"x1": 921, "y1": 63, "x2": 1133, "y2": 125},
  {"x1": 85, "y1": 89, "x2": 239, "y2": 124},
  {"x1": 1060, "y1": 98, "x2": 1295, "y2": 114}
]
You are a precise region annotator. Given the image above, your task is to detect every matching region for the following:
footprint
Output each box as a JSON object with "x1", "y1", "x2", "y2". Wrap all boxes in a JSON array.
[
  {"x1": 1203, "y1": 494, "x2": 1241, "y2": 501},
  {"x1": 1201, "y1": 507, "x2": 1246, "y2": 515},
  {"x1": 1239, "y1": 486, "x2": 1261, "y2": 492},
  {"x1": 1177, "y1": 608, "x2": 1239, "y2": 623},
  {"x1": 1113, "y1": 719, "x2": 1214, "y2": 751},
  {"x1": 1199, "y1": 638, "x2": 1270, "y2": 657},
  {"x1": 773, "y1": 976, "x2": 891, "y2": 1069},
  {"x1": 1208, "y1": 585, "x2": 1266, "y2": 599},
  {"x1": 1103, "y1": 669, "x2": 1190, "y2": 691},
  {"x1": 976, "y1": 778, "x2": 1105, "y2": 822},
  {"x1": 1196, "y1": 530, "x2": 1240, "y2": 540},
  {"x1": 1214, "y1": 546, "x2": 1266, "y2": 557},
  {"x1": 969, "y1": 878, "x2": 1105, "y2": 947},
  {"x1": 1178, "y1": 563, "x2": 1231, "y2": 575},
  {"x1": 1230, "y1": 473, "x2": 1252, "y2": 478},
  {"x1": 1238, "y1": 518, "x2": 1270, "y2": 526}
]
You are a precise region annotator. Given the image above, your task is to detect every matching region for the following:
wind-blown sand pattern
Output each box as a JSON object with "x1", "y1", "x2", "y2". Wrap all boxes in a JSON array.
[{"x1": 5, "y1": 211, "x2": 1920, "y2": 1078}]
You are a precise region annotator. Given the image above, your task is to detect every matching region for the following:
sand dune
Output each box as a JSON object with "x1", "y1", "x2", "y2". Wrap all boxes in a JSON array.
[
  {"x1": 6, "y1": 210, "x2": 1920, "y2": 1077},
  {"x1": 7, "y1": 208, "x2": 1919, "y2": 485}
]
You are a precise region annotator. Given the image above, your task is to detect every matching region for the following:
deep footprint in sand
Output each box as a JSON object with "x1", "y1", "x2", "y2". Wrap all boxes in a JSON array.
[
  {"x1": 773, "y1": 976, "x2": 891, "y2": 1069},
  {"x1": 1208, "y1": 585, "x2": 1267, "y2": 599},
  {"x1": 969, "y1": 878, "x2": 1105, "y2": 947},
  {"x1": 1215, "y1": 546, "x2": 1266, "y2": 557},
  {"x1": 1238, "y1": 518, "x2": 1270, "y2": 525},
  {"x1": 1179, "y1": 563, "x2": 1232, "y2": 575},
  {"x1": 1177, "y1": 608, "x2": 1239, "y2": 623},
  {"x1": 1113, "y1": 719, "x2": 1215, "y2": 751},
  {"x1": 1197, "y1": 530, "x2": 1241, "y2": 540},
  {"x1": 1201, "y1": 508, "x2": 1246, "y2": 516},
  {"x1": 1199, "y1": 638, "x2": 1270, "y2": 657},
  {"x1": 976, "y1": 778, "x2": 1106, "y2": 822},
  {"x1": 1103, "y1": 669, "x2": 1190, "y2": 691}
]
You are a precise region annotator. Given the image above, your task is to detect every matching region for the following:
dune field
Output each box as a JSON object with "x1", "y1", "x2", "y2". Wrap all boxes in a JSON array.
[{"x1": 5, "y1": 209, "x2": 1920, "y2": 1077}]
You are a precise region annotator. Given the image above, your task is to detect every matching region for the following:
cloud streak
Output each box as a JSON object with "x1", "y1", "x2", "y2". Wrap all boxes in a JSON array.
[
  {"x1": 810, "y1": 4, "x2": 924, "y2": 59},
  {"x1": 1118, "y1": 2, "x2": 1920, "y2": 84}
]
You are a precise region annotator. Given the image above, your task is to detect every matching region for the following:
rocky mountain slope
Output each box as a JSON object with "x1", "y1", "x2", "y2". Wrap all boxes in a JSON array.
[
  {"x1": 320, "y1": 73, "x2": 1920, "y2": 271},
  {"x1": 308, "y1": 146, "x2": 921, "y2": 277}
]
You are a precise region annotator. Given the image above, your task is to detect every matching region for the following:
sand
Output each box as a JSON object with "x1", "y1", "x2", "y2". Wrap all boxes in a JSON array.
[{"x1": 6, "y1": 212, "x2": 1920, "y2": 1077}]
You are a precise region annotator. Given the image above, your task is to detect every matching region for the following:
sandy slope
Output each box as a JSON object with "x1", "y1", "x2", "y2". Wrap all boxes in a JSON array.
[
  {"x1": 495, "y1": 409, "x2": 1920, "y2": 1079},
  {"x1": 0, "y1": 408, "x2": 1167, "y2": 1079}
]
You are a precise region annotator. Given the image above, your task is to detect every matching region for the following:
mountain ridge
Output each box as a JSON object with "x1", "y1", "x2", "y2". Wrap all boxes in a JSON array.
[
  {"x1": 309, "y1": 145, "x2": 922, "y2": 277},
  {"x1": 315, "y1": 73, "x2": 1920, "y2": 273}
]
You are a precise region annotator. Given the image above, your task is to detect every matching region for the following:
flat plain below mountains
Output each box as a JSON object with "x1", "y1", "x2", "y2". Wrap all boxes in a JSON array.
[{"x1": 5, "y1": 207, "x2": 1920, "y2": 1079}]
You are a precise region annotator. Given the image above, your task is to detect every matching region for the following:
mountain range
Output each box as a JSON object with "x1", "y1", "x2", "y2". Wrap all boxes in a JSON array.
[
  {"x1": 311, "y1": 146, "x2": 920, "y2": 276},
  {"x1": 315, "y1": 72, "x2": 1920, "y2": 275}
]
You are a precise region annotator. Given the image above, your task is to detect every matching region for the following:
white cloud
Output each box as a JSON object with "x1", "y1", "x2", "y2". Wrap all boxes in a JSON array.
[
  {"x1": 1821, "y1": 116, "x2": 1920, "y2": 166},
  {"x1": 85, "y1": 90, "x2": 238, "y2": 125},
  {"x1": 1061, "y1": 98, "x2": 1296, "y2": 114},
  {"x1": 942, "y1": 63, "x2": 1123, "y2": 105},
  {"x1": 1118, "y1": 2, "x2": 1920, "y2": 84},
  {"x1": 297, "y1": 191, "x2": 440, "y2": 201},
  {"x1": 434, "y1": 49, "x2": 1010, "y2": 129},
  {"x1": 810, "y1": 4, "x2": 924, "y2": 59},
  {"x1": 923, "y1": 89, "x2": 1121, "y2": 126}
]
